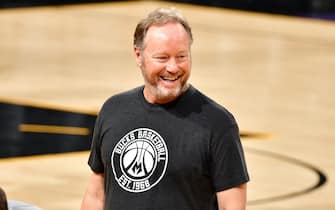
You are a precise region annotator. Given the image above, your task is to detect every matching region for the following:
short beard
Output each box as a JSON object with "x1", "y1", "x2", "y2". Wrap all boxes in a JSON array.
[
  {"x1": 153, "y1": 82, "x2": 183, "y2": 101},
  {"x1": 141, "y1": 71, "x2": 188, "y2": 103}
]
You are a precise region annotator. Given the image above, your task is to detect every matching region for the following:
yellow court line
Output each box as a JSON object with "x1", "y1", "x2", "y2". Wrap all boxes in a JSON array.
[
  {"x1": 240, "y1": 130, "x2": 273, "y2": 140},
  {"x1": 0, "y1": 151, "x2": 90, "y2": 163},
  {"x1": 19, "y1": 124, "x2": 91, "y2": 136},
  {"x1": 18, "y1": 124, "x2": 270, "y2": 138}
]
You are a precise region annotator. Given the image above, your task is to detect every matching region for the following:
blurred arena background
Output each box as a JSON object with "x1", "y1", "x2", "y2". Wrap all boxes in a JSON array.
[{"x1": 0, "y1": 0, "x2": 335, "y2": 210}]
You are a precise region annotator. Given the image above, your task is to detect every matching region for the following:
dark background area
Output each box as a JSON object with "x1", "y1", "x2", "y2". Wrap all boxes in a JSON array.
[
  {"x1": 1, "y1": 0, "x2": 335, "y2": 20},
  {"x1": 0, "y1": 102, "x2": 96, "y2": 158}
]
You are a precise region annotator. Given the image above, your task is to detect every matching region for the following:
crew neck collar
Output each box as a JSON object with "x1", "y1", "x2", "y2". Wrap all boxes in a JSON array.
[{"x1": 138, "y1": 85, "x2": 195, "y2": 110}]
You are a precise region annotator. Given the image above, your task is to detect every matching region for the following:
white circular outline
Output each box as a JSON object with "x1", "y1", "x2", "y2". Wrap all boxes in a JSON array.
[{"x1": 111, "y1": 128, "x2": 168, "y2": 193}]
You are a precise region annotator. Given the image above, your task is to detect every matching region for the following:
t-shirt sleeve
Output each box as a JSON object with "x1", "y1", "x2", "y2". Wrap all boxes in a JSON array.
[
  {"x1": 88, "y1": 112, "x2": 105, "y2": 173},
  {"x1": 210, "y1": 123, "x2": 249, "y2": 192}
]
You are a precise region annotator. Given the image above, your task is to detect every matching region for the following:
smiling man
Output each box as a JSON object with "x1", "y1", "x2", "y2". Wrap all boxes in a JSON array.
[
  {"x1": 81, "y1": 7, "x2": 249, "y2": 210},
  {"x1": 134, "y1": 19, "x2": 191, "y2": 104}
]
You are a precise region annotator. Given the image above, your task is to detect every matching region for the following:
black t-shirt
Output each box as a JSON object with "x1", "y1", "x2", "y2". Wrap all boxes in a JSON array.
[{"x1": 88, "y1": 85, "x2": 249, "y2": 210}]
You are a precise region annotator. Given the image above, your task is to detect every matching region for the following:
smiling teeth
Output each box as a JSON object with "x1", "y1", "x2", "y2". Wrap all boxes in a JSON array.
[{"x1": 162, "y1": 77, "x2": 178, "y2": 81}]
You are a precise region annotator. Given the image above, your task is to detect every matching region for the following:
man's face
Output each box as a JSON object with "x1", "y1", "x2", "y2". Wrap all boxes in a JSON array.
[{"x1": 134, "y1": 22, "x2": 192, "y2": 104}]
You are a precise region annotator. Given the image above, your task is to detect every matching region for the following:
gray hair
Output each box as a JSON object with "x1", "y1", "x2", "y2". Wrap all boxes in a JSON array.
[{"x1": 133, "y1": 7, "x2": 193, "y2": 50}]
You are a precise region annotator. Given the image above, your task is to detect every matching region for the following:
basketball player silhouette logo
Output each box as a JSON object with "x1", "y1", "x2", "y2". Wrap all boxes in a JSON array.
[{"x1": 112, "y1": 128, "x2": 168, "y2": 193}]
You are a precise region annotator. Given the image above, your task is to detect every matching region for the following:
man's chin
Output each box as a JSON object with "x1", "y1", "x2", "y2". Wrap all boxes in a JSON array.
[{"x1": 156, "y1": 86, "x2": 183, "y2": 100}]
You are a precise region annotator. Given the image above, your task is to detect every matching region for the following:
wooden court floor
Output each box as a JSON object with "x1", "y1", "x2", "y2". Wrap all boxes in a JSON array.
[{"x1": 1, "y1": 1, "x2": 335, "y2": 210}]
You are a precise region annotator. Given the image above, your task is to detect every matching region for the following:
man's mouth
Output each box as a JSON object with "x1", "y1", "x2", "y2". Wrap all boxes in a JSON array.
[{"x1": 160, "y1": 76, "x2": 180, "y2": 82}]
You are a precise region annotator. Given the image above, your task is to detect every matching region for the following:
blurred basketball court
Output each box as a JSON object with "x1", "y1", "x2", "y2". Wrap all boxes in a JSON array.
[{"x1": 0, "y1": 1, "x2": 335, "y2": 210}]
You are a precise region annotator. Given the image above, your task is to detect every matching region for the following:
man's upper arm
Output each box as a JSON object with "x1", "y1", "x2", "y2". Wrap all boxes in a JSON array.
[
  {"x1": 81, "y1": 172, "x2": 105, "y2": 210},
  {"x1": 216, "y1": 183, "x2": 247, "y2": 210}
]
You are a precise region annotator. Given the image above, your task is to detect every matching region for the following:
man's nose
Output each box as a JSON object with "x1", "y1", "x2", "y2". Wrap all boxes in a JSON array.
[{"x1": 166, "y1": 58, "x2": 179, "y2": 73}]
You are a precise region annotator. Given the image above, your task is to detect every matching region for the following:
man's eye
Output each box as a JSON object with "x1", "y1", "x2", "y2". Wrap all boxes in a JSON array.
[
  {"x1": 177, "y1": 55, "x2": 187, "y2": 60},
  {"x1": 155, "y1": 57, "x2": 168, "y2": 61}
]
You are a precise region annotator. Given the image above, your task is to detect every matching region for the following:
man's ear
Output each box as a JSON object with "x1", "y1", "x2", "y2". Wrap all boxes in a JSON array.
[{"x1": 134, "y1": 47, "x2": 142, "y2": 67}]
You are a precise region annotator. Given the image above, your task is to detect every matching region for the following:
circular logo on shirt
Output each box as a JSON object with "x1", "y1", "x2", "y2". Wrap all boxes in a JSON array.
[{"x1": 111, "y1": 128, "x2": 168, "y2": 193}]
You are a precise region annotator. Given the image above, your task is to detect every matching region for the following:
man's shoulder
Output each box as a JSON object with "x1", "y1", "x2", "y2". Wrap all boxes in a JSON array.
[
  {"x1": 191, "y1": 87, "x2": 237, "y2": 126},
  {"x1": 96, "y1": 86, "x2": 143, "y2": 116},
  {"x1": 103, "y1": 86, "x2": 142, "y2": 107}
]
